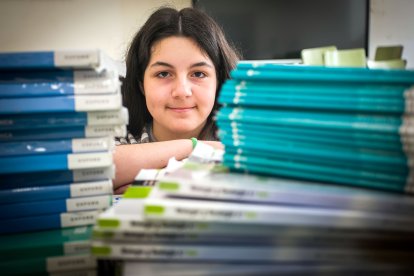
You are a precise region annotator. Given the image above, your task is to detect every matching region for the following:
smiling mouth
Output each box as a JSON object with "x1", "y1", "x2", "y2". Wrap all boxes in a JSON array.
[{"x1": 168, "y1": 107, "x2": 195, "y2": 112}]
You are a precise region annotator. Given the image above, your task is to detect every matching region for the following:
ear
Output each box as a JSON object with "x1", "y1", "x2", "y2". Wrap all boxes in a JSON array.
[{"x1": 139, "y1": 81, "x2": 145, "y2": 96}]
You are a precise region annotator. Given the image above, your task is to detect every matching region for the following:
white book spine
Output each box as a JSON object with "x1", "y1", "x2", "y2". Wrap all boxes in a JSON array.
[
  {"x1": 86, "y1": 107, "x2": 129, "y2": 125},
  {"x1": 71, "y1": 137, "x2": 114, "y2": 153},
  {"x1": 63, "y1": 240, "x2": 91, "y2": 255},
  {"x1": 65, "y1": 195, "x2": 111, "y2": 212},
  {"x1": 72, "y1": 165, "x2": 115, "y2": 182},
  {"x1": 74, "y1": 70, "x2": 120, "y2": 94},
  {"x1": 54, "y1": 50, "x2": 100, "y2": 69},
  {"x1": 67, "y1": 152, "x2": 113, "y2": 170},
  {"x1": 70, "y1": 180, "x2": 113, "y2": 197},
  {"x1": 84, "y1": 125, "x2": 126, "y2": 137},
  {"x1": 60, "y1": 210, "x2": 101, "y2": 228},
  {"x1": 47, "y1": 254, "x2": 96, "y2": 272},
  {"x1": 74, "y1": 93, "x2": 122, "y2": 111}
]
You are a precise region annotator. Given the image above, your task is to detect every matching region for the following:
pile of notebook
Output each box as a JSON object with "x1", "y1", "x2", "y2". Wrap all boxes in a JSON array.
[
  {"x1": 0, "y1": 50, "x2": 126, "y2": 275},
  {"x1": 217, "y1": 62, "x2": 414, "y2": 194},
  {"x1": 91, "y1": 144, "x2": 414, "y2": 275}
]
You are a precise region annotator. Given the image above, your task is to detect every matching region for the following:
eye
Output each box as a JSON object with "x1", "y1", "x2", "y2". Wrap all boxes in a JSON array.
[
  {"x1": 192, "y1": 71, "x2": 206, "y2": 78},
  {"x1": 156, "y1": 71, "x2": 171, "y2": 78}
]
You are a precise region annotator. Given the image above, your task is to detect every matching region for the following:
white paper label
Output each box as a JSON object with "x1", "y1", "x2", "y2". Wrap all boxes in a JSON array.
[
  {"x1": 71, "y1": 137, "x2": 113, "y2": 153},
  {"x1": 70, "y1": 180, "x2": 113, "y2": 197},
  {"x1": 66, "y1": 195, "x2": 111, "y2": 212},
  {"x1": 72, "y1": 166, "x2": 115, "y2": 182},
  {"x1": 74, "y1": 93, "x2": 121, "y2": 111},
  {"x1": 60, "y1": 211, "x2": 100, "y2": 228},
  {"x1": 84, "y1": 125, "x2": 126, "y2": 137},
  {"x1": 67, "y1": 152, "x2": 112, "y2": 170},
  {"x1": 86, "y1": 107, "x2": 128, "y2": 125},
  {"x1": 63, "y1": 241, "x2": 91, "y2": 255},
  {"x1": 54, "y1": 50, "x2": 99, "y2": 68},
  {"x1": 47, "y1": 254, "x2": 96, "y2": 272},
  {"x1": 73, "y1": 70, "x2": 120, "y2": 94}
]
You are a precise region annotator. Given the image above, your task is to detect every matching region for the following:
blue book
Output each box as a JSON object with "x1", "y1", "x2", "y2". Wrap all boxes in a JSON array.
[
  {"x1": 232, "y1": 63, "x2": 414, "y2": 84},
  {"x1": 0, "y1": 166, "x2": 115, "y2": 189},
  {"x1": 0, "y1": 49, "x2": 112, "y2": 71},
  {"x1": 0, "y1": 124, "x2": 126, "y2": 141},
  {"x1": 0, "y1": 151, "x2": 112, "y2": 174},
  {"x1": 0, "y1": 195, "x2": 111, "y2": 219},
  {"x1": 0, "y1": 137, "x2": 114, "y2": 157},
  {"x1": 0, "y1": 210, "x2": 101, "y2": 234},
  {"x1": 0, "y1": 93, "x2": 122, "y2": 114},
  {"x1": 0, "y1": 179, "x2": 113, "y2": 204},
  {"x1": 0, "y1": 69, "x2": 119, "y2": 98},
  {"x1": 0, "y1": 107, "x2": 128, "y2": 130}
]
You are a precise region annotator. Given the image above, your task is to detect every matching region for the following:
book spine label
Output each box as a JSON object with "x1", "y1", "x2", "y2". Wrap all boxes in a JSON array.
[
  {"x1": 84, "y1": 125, "x2": 126, "y2": 137},
  {"x1": 72, "y1": 166, "x2": 115, "y2": 182},
  {"x1": 54, "y1": 50, "x2": 99, "y2": 68},
  {"x1": 46, "y1": 254, "x2": 96, "y2": 272},
  {"x1": 67, "y1": 152, "x2": 112, "y2": 170},
  {"x1": 63, "y1": 240, "x2": 91, "y2": 255},
  {"x1": 71, "y1": 137, "x2": 114, "y2": 153},
  {"x1": 60, "y1": 210, "x2": 100, "y2": 228},
  {"x1": 74, "y1": 94, "x2": 122, "y2": 111},
  {"x1": 73, "y1": 70, "x2": 120, "y2": 94},
  {"x1": 70, "y1": 180, "x2": 113, "y2": 197},
  {"x1": 86, "y1": 107, "x2": 128, "y2": 125},
  {"x1": 66, "y1": 195, "x2": 111, "y2": 212}
]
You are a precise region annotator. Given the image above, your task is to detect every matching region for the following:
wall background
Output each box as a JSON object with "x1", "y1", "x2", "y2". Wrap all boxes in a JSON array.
[{"x1": 0, "y1": 0, "x2": 412, "y2": 68}]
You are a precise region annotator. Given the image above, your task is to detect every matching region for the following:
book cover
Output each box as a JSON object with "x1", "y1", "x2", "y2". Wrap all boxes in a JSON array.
[
  {"x1": 0, "y1": 166, "x2": 115, "y2": 189},
  {"x1": 0, "y1": 151, "x2": 113, "y2": 174},
  {"x1": 0, "y1": 210, "x2": 101, "y2": 234},
  {"x1": 0, "y1": 69, "x2": 120, "y2": 98},
  {"x1": 0, "y1": 49, "x2": 114, "y2": 72},
  {"x1": 0, "y1": 107, "x2": 128, "y2": 130},
  {"x1": 0, "y1": 124, "x2": 126, "y2": 141},
  {"x1": 0, "y1": 179, "x2": 113, "y2": 204},
  {"x1": 0, "y1": 226, "x2": 92, "y2": 260},
  {"x1": 0, "y1": 195, "x2": 112, "y2": 219},
  {"x1": 0, "y1": 254, "x2": 96, "y2": 275},
  {"x1": 0, "y1": 137, "x2": 115, "y2": 157},
  {"x1": 0, "y1": 93, "x2": 122, "y2": 114}
]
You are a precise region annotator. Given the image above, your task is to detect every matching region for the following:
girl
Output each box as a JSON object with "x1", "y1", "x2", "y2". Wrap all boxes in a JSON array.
[{"x1": 114, "y1": 7, "x2": 240, "y2": 193}]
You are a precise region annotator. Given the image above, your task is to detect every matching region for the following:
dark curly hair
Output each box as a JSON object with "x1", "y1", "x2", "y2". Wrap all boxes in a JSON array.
[{"x1": 122, "y1": 7, "x2": 241, "y2": 140}]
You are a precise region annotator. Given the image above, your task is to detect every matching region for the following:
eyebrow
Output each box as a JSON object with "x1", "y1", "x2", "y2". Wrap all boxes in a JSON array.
[{"x1": 149, "y1": 61, "x2": 214, "y2": 69}]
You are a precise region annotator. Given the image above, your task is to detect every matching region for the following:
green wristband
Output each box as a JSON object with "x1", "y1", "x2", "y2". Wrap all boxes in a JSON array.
[{"x1": 190, "y1": 137, "x2": 198, "y2": 149}]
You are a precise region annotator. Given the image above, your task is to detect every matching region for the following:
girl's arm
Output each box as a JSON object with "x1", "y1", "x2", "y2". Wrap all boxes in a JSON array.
[{"x1": 112, "y1": 139, "x2": 223, "y2": 193}]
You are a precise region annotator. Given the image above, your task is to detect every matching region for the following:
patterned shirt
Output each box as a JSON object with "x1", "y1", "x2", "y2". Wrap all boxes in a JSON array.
[{"x1": 114, "y1": 124, "x2": 155, "y2": 145}]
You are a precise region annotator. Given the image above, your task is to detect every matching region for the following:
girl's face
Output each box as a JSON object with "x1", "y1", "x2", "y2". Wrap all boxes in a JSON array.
[{"x1": 143, "y1": 36, "x2": 217, "y2": 141}]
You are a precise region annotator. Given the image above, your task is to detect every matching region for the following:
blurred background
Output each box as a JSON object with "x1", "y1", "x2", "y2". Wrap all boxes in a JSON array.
[{"x1": 0, "y1": 0, "x2": 412, "y2": 68}]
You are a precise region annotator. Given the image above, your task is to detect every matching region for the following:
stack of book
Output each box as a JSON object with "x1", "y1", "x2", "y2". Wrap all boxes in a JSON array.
[
  {"x1": 0, "y1": 50, "x2": 127, "y2": 275},
  {"x1": 91, "y1": 147, "x2": 414, "y2": 275},
  {"x1": 217, "y1": 63, "x2": 414, "y2": 194}
]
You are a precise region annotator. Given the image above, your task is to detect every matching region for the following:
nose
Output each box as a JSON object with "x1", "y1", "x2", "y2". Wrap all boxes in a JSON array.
[{"x1": 171, "y1": 76, "x2": 192, "y2": 98}]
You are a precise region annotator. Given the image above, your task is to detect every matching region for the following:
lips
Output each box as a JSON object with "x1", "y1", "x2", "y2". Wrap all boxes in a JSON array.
[{"x1": 167, "y1": 106, "x2": 195, "y2": 112}]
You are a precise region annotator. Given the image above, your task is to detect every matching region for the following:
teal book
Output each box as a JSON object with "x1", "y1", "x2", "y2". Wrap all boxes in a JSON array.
[
  {"x1": 0, "y1": 226, "x2": 92, "y2": 260},
  {"x1": 223, "y1": 152, "x2": 409, "y2": 193},
  {"x1": 216, "y1": 107, "x2": 402, "y2": 134},
  {"x1": 219, "y1": 92, "x2": 405, "y2": 113},
  {"x1": 222, "y1": 80, "x2": 409, "y2": 98},
  {"x1": 231, "y1": 63, "x2": 414, "y2": 84}
]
